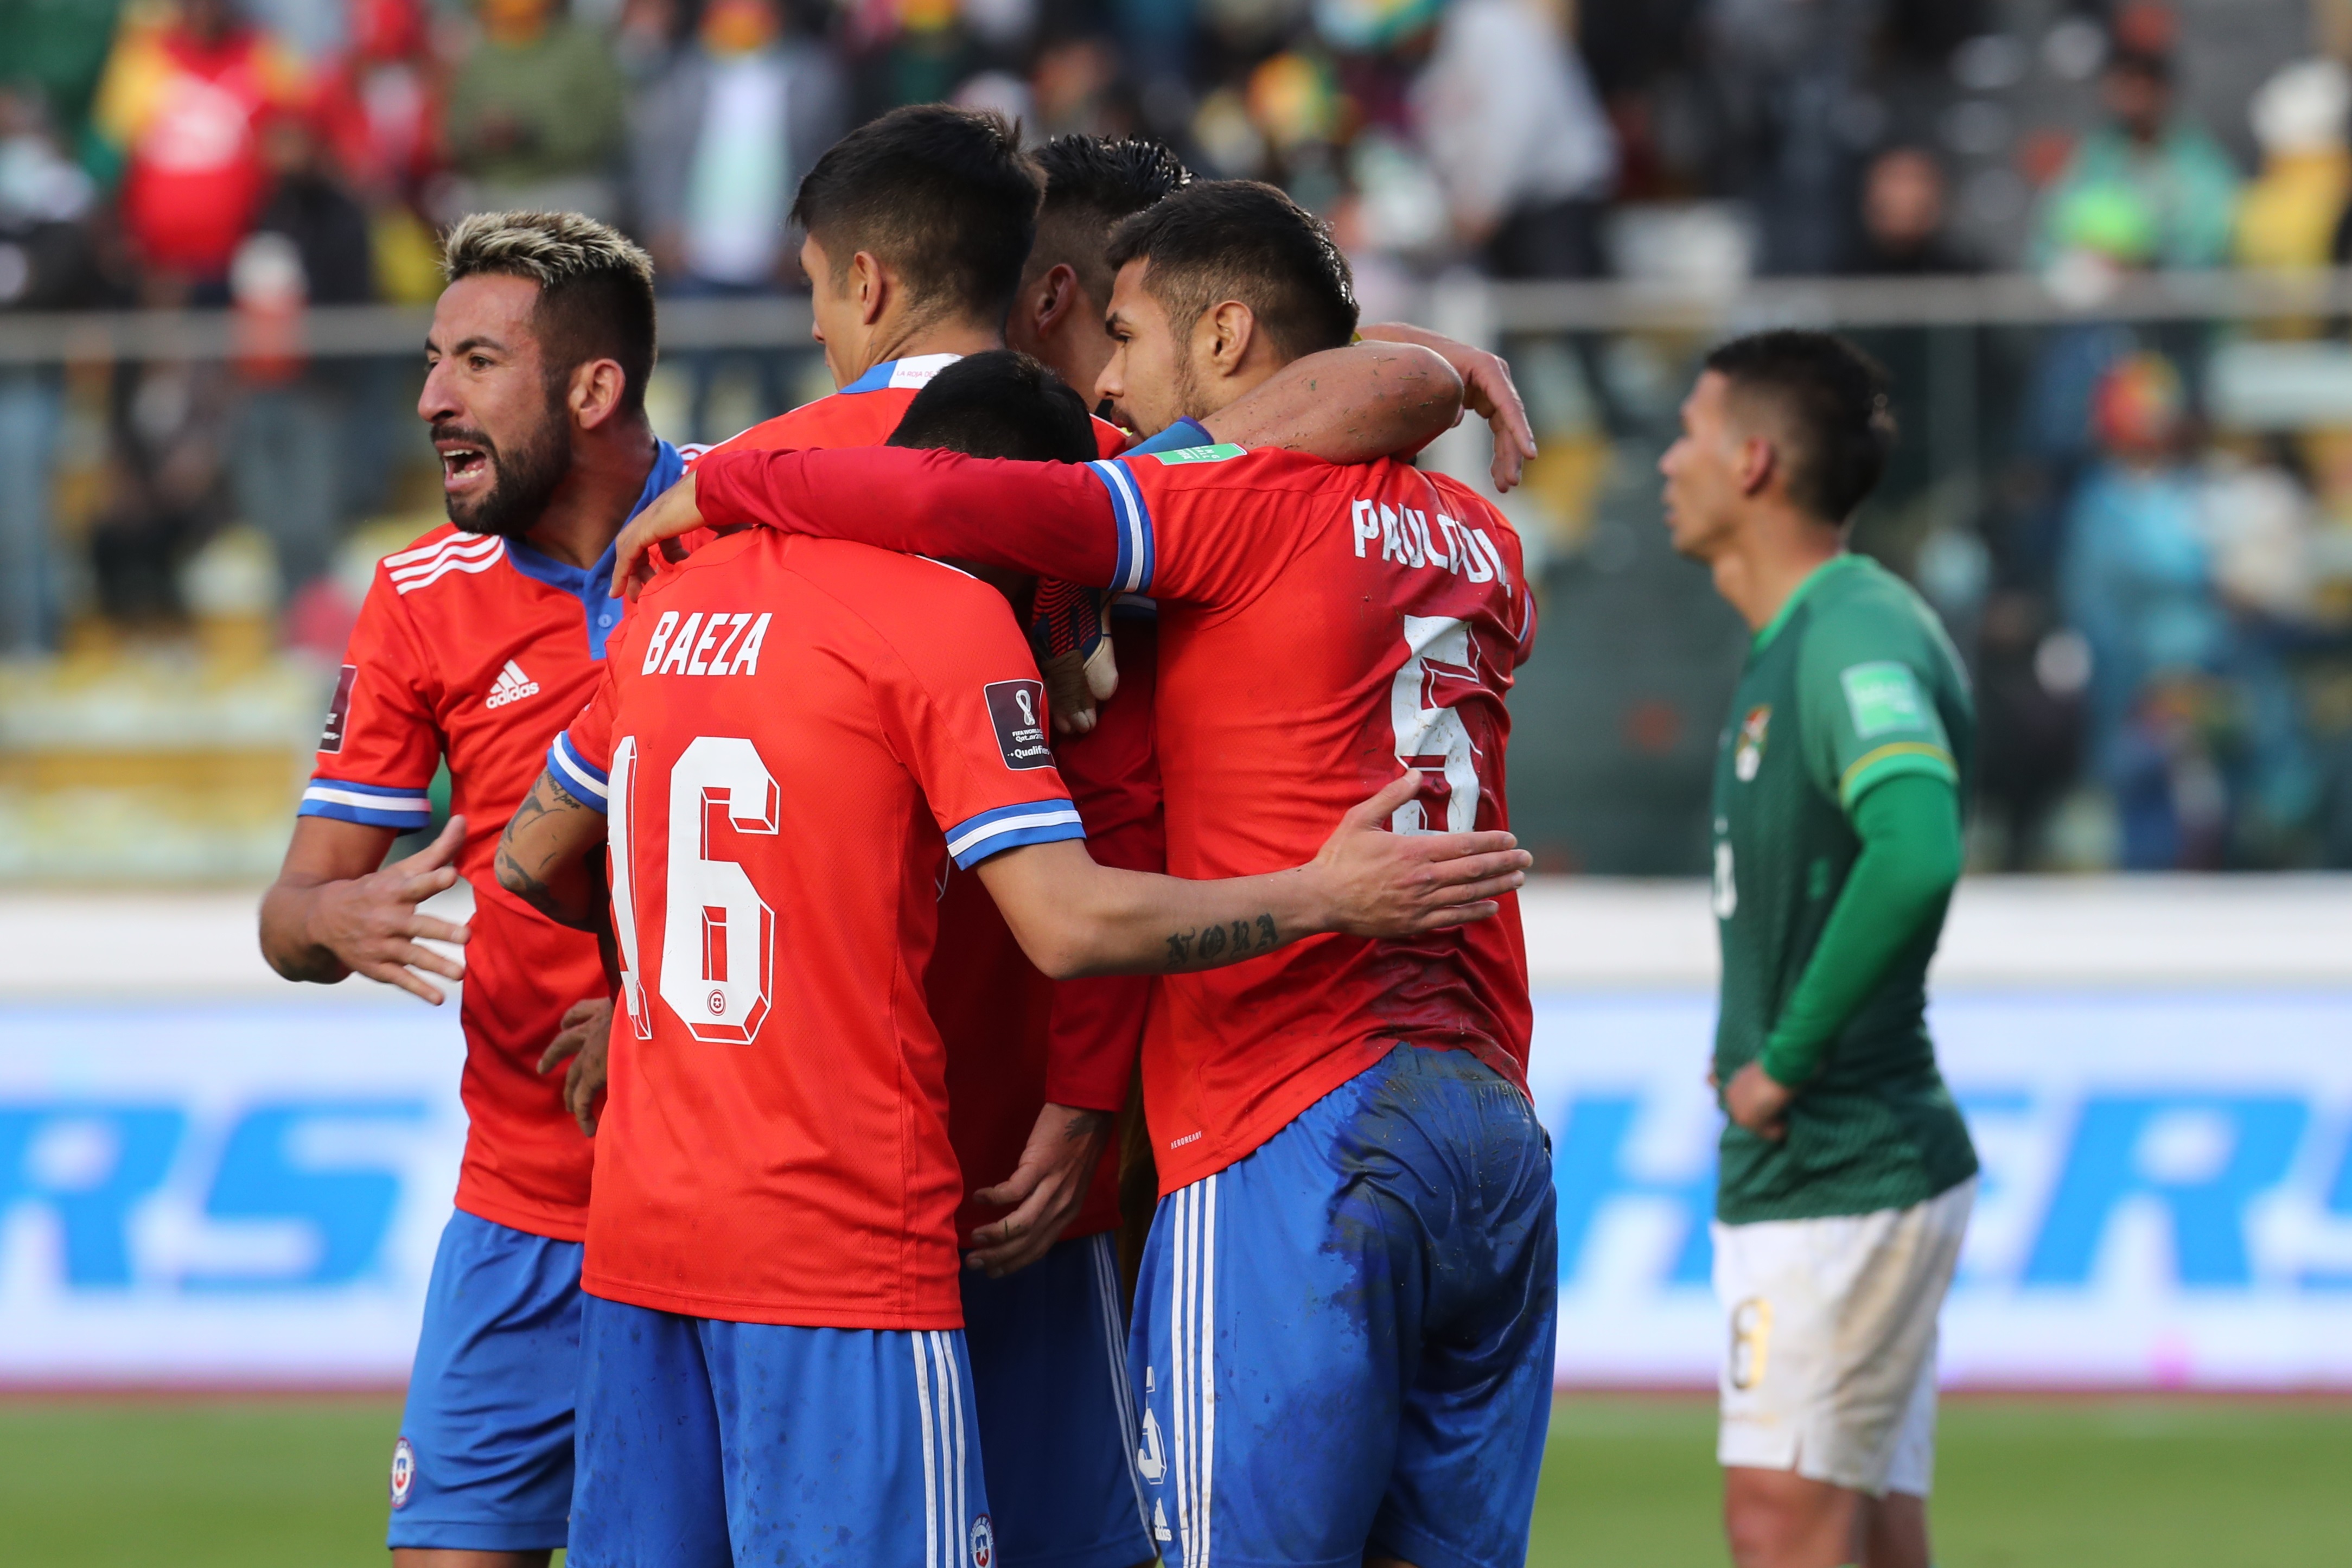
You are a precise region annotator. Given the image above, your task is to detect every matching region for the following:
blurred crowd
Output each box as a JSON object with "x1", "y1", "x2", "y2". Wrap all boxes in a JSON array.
[{"x1": 10, "y1": 0, "x2": 2352, "y2": 871}]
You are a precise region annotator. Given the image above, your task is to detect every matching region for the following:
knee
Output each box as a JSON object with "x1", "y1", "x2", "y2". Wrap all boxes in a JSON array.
[{"x1": 1723, "y1": 1477, "x2": 1849, "y2": 1568}]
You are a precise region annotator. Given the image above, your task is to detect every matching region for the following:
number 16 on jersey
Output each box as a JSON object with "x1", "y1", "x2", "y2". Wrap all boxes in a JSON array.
[{"x1": 608, "y1": 734, "x2": 782, "y2": 1044}]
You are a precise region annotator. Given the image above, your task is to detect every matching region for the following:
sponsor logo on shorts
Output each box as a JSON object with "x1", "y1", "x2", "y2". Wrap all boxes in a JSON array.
[
  {"x1": 389, "y1": 1436, "x2": 416, "y2": 1508},
  {"x1": 969, "y1": 1511, "x2": 995, "y2": 1567},
  {"x1": 983, "y1": 679, "x2": 1053, "y2": 769}
]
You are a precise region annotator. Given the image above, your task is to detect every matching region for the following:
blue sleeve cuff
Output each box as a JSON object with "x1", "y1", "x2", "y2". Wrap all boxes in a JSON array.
[
  {"x1": 945, "y1": 799, "x2": 1087, "y2": 868},
  {"x1": 547, "y1": 735, "x2": 610, "y2": 814},
  {"x1": 297, "y1": 777, "x2": 434, "y2": 830},
  {"x1": 1085, "y1": 458, "x2": 1155, "y2": 595}
]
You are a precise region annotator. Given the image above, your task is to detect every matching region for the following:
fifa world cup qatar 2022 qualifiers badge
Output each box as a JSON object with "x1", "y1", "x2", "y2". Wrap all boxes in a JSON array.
[
  {"x1": 1735, "y1": 705, "x2": 1771, "y2": 782},
  {"x1": 389, "y1": 1436, "x2": 417, "y2": 1508}
]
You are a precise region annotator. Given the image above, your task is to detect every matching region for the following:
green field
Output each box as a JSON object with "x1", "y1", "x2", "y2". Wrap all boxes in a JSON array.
[{"x1": 1, "y1": 1394, "x2": 2347, "y2": 1566}]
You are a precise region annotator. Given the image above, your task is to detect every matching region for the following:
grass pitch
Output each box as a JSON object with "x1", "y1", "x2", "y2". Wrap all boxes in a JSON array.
[{"x1": 0, "y1": 1393, "x2": 2346, "y2": 1566}]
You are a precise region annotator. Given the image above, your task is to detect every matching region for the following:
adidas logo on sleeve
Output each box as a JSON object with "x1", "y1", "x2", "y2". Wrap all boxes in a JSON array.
[{"x1": 486, "y1": 659, "x2": 542, "y2": 709}]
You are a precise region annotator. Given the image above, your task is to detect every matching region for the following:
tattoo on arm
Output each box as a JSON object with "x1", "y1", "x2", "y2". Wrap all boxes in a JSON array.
[
  {"x1": 1160, "y1": 913, "x2": 1281, "y2": 973},
  {"x1": 495, "y1": 772, "x2": 595, "y2": 922},
  {"x1": 1062, "y1": 1110, "x2": 1113, "y2": 1142}
]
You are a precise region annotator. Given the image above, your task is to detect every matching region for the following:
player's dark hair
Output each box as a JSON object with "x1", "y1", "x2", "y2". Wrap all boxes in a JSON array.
[
  {"x1": 1703, "y1": 329, "x2": 1897, "y2": 526},
  {"x1": 443, "y1": 211, "x2": 658, "y2": 414},
  {"x1": 791, "y1": 105, "x2": 1043, "y2": 329},
  {"x1": 887, "y1": 350, "x2": 1098, "y2": 464},
  {"x1": 1104, "y1": 179, "x2": 1357, "y2": 362},
  {"x1": 1031, "y1": 136, "x2": 1191, "y2": 308}
]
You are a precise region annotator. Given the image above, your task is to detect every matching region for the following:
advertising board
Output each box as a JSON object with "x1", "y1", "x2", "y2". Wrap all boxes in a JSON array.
[{"x1": 3, "y1": 884, "x2": 2349, "y2": 1388}]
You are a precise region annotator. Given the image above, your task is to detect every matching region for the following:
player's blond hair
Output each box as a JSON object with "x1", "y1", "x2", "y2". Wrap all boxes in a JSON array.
[
  {"x1": 441, "y1": 210, "x2": 654, "y2": 291},
  {"x1": 439, "y1": 212, "x2": 659, "y2": 413}
]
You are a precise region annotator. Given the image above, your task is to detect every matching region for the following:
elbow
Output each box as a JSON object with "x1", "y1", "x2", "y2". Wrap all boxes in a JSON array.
[
  {"x1": 1027, "y1": 933, "x2": 1093, "y2": 982},
  {"x1": 1393, "y1": 345, "x2": 1464, "y2": 420},
  {"x1": 1893, "y1": 846, "x2": 1962, "y2": 925}
]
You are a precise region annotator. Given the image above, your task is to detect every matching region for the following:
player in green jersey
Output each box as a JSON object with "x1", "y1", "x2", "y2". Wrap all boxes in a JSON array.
[{"x1": 1660, "y1": 330, "x2": 1980, "y2": 1568}]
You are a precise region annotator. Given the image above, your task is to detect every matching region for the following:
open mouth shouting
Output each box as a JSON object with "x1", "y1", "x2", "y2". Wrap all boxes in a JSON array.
[{"x1": 434, "y1": 423, "x2": 499, "y2": 502}]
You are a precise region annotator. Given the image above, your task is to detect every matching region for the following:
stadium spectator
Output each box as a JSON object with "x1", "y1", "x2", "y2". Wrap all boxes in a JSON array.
[
  {"x1": 2058, "y1": 352, "x2": 2232, "y2": 868},
  {"x1": 2028, "y1": 41, "x2": 2241, "y2": 273},
  {"x1": 0, "y1": 85, "x2": 106, "y2": 654},
  {"x1": 1409, "y1": 0, "x2": 1615, "y2": 278},
  {"x1": 228, "y1": 110, "x2": 379, "y2": 621},
  {"x1": 1704, "y1": 0, "x2": 1876, "y2": 276},
  {"x1": 1847, "y1": 146, "x2": 1974, "y2": 275},
  {"x1": 0, "y1": 0, "x2": 127, "y2": 183},
  {"x1": 441, "y1": 0, "x2": 628, "y2": 222},
  {"x1": 310, "y1": 0, "x2": 441, "y2": 211},
  {"x1": 632, "y1": 0, "x2": 845, "y2": 438},
  {"x1": 91, "y1": 0, "x2": 307, "y2": 297}
]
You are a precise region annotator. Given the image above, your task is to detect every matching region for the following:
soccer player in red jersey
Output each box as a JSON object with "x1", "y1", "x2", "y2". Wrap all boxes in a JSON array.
[
  {"x1": 1003, "y1": 133, "x2": 1546, "y2": 1312},
  {"x1": 257, "y1": 213, "x2": 683, "y2": 1567},
  {"x1": 489, "y1": 353, "x2": 1528, "y2": 1568},
  {"x1": 663, "y1": 106, "x2": 1479, "y2": 1568},
  {"x1": 619, "y1": 180, "x2": 1560, "y2": 1568}
]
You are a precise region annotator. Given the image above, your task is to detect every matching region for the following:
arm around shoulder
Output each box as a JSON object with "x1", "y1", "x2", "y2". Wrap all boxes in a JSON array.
[{"x1": 972, "y1": 774, "x2": 1528, "y2": 980}]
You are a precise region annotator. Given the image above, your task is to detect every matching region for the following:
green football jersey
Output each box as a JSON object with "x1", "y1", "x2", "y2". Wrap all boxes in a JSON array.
[{"x1": 1709, "y1": 554, "x2": 1979, "y2": 1224}]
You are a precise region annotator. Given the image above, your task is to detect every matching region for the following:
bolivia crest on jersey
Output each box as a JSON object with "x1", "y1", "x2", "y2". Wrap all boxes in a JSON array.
[{"x1": 1735, "y1": 705, "x2": 1771, "y2": 782}]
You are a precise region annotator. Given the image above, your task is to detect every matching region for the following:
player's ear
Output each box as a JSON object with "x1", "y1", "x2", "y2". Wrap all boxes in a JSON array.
[
  {"x1": 1737, "y1": 434, "x2": 1777, "y2": 499},
  {"x1": 851, "y1": 250, "x2": 887, "y2": 327},
  {"x1": 570, "y1": 358, "x2": 628, "y2": 430},
  {"x1": 1204, "y1": 299, "x2": 1255, "y2": 380},
  {"x1": 1034, "y1": 263, "x2": 1080, "y2": 335}
]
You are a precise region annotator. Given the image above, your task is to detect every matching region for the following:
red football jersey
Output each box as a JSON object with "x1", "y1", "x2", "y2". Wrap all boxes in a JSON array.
[
  {"x1": 691, "y1": 354, "x2": 1133, "y2": 1247},
  {"x1": 554, "y1": 529, "x2": 1089, "y2": 1327},
  {"x1": 300, "y1": 450, "x2": 687, "y2": 1239},
  {"x1": 694, "y1": 441, "x2": 1538, "y2": 1193}
]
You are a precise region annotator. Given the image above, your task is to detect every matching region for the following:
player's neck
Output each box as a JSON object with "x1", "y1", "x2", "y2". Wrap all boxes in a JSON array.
[
  {"x1": 855, "y1": 315, "x2": 1002, "y2": 380},
  {"x1": 524, "y1": 422, "x2": 659, "y2": 570},
  {"x1": 1717, "y1": 515, "x2": 1845, "y2": 634}
]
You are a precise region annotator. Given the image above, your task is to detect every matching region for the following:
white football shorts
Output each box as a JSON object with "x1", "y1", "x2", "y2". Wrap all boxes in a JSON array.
[{"x1": 1711, "y1": 1176, "x2": 1975, "y2": 1497}]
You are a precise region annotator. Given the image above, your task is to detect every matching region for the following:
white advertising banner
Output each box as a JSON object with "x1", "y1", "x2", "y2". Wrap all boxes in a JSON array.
[
  {"x1": 0, "y1": 1000, "x2": 466, "y2": 1386},
  {"x1": 1535, "y1": 991, "x2": 2352, "y2": 1391},
  {"x1": 3, "y1": 884, "x2": 2351, "y2": 1389}
]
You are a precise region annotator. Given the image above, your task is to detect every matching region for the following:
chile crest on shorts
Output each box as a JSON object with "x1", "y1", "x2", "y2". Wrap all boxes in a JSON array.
[
  {"x1": 389, "y1": 1436, "x2": 416, "y2": 1508},
  {"x1": 969, "y1": 1511, "x2": 995, "y2": 1567}
]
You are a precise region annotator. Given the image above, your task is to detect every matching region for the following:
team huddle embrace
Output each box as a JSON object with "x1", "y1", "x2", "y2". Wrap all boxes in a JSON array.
[{"x1": 260, "y1": 101, "x2": 1978, "y2": 1568}]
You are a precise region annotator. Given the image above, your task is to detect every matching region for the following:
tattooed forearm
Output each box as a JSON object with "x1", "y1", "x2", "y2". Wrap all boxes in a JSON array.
[
  {"x1": 494, "y1": 769, "x2": 607, "y2": 929},
  {"x1": 1161, "y1": 913, "x2": 1282, "y2": 973},
  {"x1": 496, "y1": 845, "x2": 563, "y2": 920}
]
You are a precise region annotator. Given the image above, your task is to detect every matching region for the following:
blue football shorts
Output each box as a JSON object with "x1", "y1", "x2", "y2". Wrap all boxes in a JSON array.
[
  {"x1": 1130, "y1": 1044, "x2": 1558, "y2": 1568},
  {"x1": 961, "y1": 1231, "x2": 1154, "y2": 1568},
  {"x1": 568, "y1": 1294, "x2": 993, "y2": 1568},
  {"x1": 387, "y1": 1208, "x2": 584, "y2": 1551}
]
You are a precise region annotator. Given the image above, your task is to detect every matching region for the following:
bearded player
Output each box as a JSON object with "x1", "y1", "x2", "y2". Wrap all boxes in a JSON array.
[
  {"x1": 258, "y1": 213, "x2": 680, "y2": 1566},
  {"x1": 666, "y1": 106, "x2": 1484, "y2": 1568},
  {"x1": 1659, "y1": 330, "x2": 1979, "y2": 1568},
  {"x1": 617, "y1": 179, "x2": 1557, "y2": 1568},
  {"x1": 1002, "y1": 136, "x2": 1541, "y2": 1304}
]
